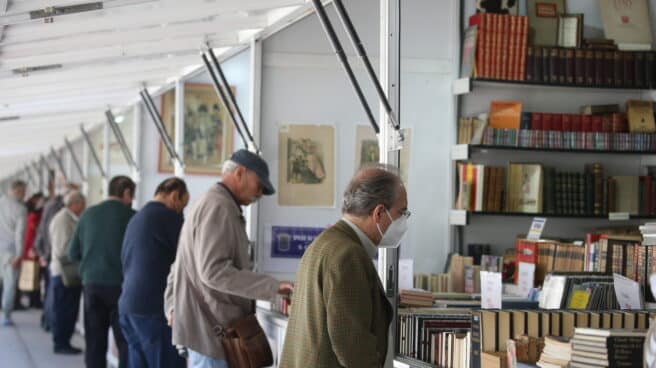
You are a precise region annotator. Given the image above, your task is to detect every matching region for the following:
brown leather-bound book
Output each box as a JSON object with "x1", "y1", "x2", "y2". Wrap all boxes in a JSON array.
[
  {"x1": 635, "y1": 51, "x2": 646, "y2": 88},
  {"x1": 549, "y1": 48, "x2": 560, "y2": 84},
  {"x1": 543, "y1": 47, "x2": 552, "y2": 83},
  {"x1": 585, "y1": 49, "x2": 595, "y2": 85},
  {"x1": 575, "y1": 49, "x2": 585, "y2": 85},
  {"x1": 500, "y1": 15, "x2": 510, "y2": 80},
  {"x1": 534, "y1": 47, "x2": 544, "y2": 82},
  {"x1": 526, "y1": 46, "x2": 535, "y2": 81},
  {"x1": 518, "y1": 16, "x2": 529, "y2": 81},
  {"x1": 594, "y1": 50, "x2": 605, "y2": 86},
  {"x1": 593, "y1": 163, "x2": 603, "y2": 216},
  {"x1": 604, "y1": 51, "x2": 614, "y2": 86},
  {"x1": 646, "y1": 52, "x2": 656, "y2": 89},
  {"x1": 624, "y1": 52, "x2": 635, "y2": 88},
  {"x1": 484, "y1": 166, "x2": 493, "y2": 212},
  {"x1": 608, "y1": 177, "x2": 617, "y2": 213},
  {"x1": 611, "y1": 113, "x2": 628, "y2": 133},
  {"x1": 614, "y1": 51, "x2": 624, "y2": 87},
  {"x1": 565, "y1": 48, "x2": 575, "y2": 85},
  {"x1": 496, "y1": 167, "x2": 505, "y2": 212}
]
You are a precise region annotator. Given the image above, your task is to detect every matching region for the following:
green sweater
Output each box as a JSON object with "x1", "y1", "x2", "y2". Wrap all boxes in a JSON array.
[{"x1": 68, "y1": 200, "x2": 135, "y2": 286}]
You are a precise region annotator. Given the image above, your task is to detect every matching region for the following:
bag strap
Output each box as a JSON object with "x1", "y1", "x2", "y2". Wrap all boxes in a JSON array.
[{"x1": 180, "y1": 262, "x2": 225, "y2": 337}]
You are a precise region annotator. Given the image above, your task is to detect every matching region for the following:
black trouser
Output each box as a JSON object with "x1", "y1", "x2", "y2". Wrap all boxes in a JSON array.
[
  {"x1": 50, "y1": 276, "x2": 81, "y2": 349},
  {"x1": 83, "y1": 284, "x2": 127, "y2": 368}
]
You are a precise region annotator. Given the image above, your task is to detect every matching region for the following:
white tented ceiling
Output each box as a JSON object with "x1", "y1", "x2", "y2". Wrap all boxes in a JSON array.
[{"x1": 0, "y1": 0, "x2": 309, "y2": 175}]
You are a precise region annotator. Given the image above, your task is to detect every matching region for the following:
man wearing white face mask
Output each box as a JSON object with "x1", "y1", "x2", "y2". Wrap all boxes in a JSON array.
[{"x1": 280, "y1": 164, "x2": 409, "y2": 368}]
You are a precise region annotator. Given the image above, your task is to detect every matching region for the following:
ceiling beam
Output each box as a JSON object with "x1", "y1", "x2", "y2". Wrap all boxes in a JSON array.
[
  {"x1": 0, "y1": 34, "x2": 238, "y2": 70},
  {"x1": 0, "y1": 0, "x2": 7, "y2": 42}
]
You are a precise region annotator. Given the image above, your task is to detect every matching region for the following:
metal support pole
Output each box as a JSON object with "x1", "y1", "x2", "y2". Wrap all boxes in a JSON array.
[
  {"x1": 200, "y1": 52, "x2": 249, "y2": 149},
  {"x1": 64, "y1": 138, "x2": 86, "y2": 181},
  {"x1": 173, "y1": 79, "x2": 185, "y2": 178},
  {"x1": 310, "y1": 0, "x2": 380, "y2": 134},
  {"x1": 80, "y1": 125, "x2": 107, "y2": 179},
  {"x1": 105, "y1": 110, "x2": 139, "y2": 171},
  {"x1": 332, "y1": 0, "x2": 400, "y2": 131},
  {"x1": 139, "y1": 89, "x2": 184, "y2": 171},
  {"x1": 50, "y1": 147, "x2": 68, "y2": 182},
  {"x1": 207, "y1": 47, "x2": 260, "y2": 153}
]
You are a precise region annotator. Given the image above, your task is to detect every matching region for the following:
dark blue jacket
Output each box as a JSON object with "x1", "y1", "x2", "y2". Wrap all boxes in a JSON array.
[{"x1": 119, "y1": 201, "x2": 183, "y2": 315}]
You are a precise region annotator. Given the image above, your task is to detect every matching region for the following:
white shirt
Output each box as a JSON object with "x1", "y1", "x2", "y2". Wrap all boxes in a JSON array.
[
  {"x1": 342, "y1": 217, "x2": 377, "y2": 259},
  {"x1": 0, "y1": 195, "x2": 27, "y2": 256}
]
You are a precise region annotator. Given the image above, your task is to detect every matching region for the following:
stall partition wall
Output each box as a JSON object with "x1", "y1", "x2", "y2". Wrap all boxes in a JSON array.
[{"x1": 257, "y1": 0, "x2": 383, "y2": 281}]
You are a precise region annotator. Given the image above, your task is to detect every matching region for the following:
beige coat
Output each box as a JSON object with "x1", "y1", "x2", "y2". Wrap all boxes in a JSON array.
[
  {"x1": 48, "y1": 208, "x2": 77, "y2": 278},
  {"x1": 279, "y1": 220, "x2": 393, "y2": 368},
  {"x1": 165, "y1": 184, "x2": 279, "y2": 360}
]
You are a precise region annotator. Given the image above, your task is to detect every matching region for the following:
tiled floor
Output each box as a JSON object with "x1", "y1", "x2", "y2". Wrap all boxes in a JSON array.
[{"x1": 0, "y1": 309, "x2": 85, "y2": 368}]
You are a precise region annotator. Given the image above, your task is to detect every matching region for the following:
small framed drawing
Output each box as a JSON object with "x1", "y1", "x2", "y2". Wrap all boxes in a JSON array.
[{"x1": 557, "y1": 14, "x2": 583, "y2": 48}]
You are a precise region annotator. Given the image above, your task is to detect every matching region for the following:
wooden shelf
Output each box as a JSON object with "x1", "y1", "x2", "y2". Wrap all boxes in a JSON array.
[
  {"x1": 449, "y1": 209, "x2": 653, "y2": 225},
  {"x1": 451, "y1": 144, "x2": 656, "y2": 160},
  {"x1": 452, "y1": 77, "x2": 654, "y2": 95}
]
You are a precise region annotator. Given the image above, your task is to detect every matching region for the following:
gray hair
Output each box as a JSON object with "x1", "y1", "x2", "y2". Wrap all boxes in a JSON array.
[
  {"x1": 64, "y1": 190, "x2": 85, "y2": 207},
  {"x1": 342, "y1": 164, "x2": 402, "y2": 217},
  {"x1": 221, "y1": 160, "x2": 241, "y2": 175}
]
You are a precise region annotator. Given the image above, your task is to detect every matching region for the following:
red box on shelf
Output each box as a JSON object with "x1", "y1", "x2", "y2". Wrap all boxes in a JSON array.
[{"x1": 531, "y1": 112, "x2": 543, "y2": 130}]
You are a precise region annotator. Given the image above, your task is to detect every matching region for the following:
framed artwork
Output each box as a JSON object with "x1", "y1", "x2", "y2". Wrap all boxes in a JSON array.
[
  {"x1": 278, "y1": 124, "x2": 335, "y2": 207},
  {"x1": 158, "y1": 83, "x2": 234, "y2": 175},
  {"x1": 355, "y1": 125, "x2": 380, "y2": 169}
]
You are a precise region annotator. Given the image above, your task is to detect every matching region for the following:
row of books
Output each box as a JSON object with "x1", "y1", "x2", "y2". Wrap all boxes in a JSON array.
[
  {"x1": 540, "y1": 273, "x2": 619, "y2": 310},
  {"x1": 471, "y1": 309, "x2": 653, "y2": 368},
  {"x1": 526, "y1": 47, "x2": 656, "y2": 88},
  {"x1": 570, "y1": 328, "x2": 646, "y2": 368},
  {"x1": 466, "y1": 13, "x2": 528, "y2": 81},
  {"x1": 485, "y1": 100, "x2": 655, "y2": 133},
  {"x1": 482, "y1": 128, "x2": 656, "y2": 152},
  {"x1": 516, "y1": 239, "x2": 586, "y2": 285},
  {"x1": 414, "y1": 254, "x2": 506, "y2": 295},
  {"x1": 398, "y1": 309, "x2": 472, "y2": 366},
  {"x1": 455, "y1": 163, "x2": 505, "y2": 212}
]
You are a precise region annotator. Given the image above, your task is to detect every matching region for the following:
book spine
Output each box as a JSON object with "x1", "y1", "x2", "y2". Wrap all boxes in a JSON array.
[
  {"x1": 614, "y1": 51, "x2": 624, "y2": 87},
  {"x1": 494, "y1": 14, "x2": 502, "y2": 80},
  {"x1": 624, "y1": 52, "x2": 635, "y2": 88},
  {"x1": 559, "y1": 48, "x2": 567, "y2": 84},
  {"x1": 534, "y1": 47, "x2": 544, "y2": 83},
  {"x1": 605, "y1": 51, "x2": 614, "y2": 87},
  {"x1": 471, "y1": 313, "x2": 481, "y2": 368},
  {"x1": 550, "y1": 48, "x2": 560, "y2": 84},
  {"x1": 635, "y1": 51, "x2": 646, "y2": 88},
  {"x1": 585, "y1": 49, "x2": 595, "y2": 86},
  {"x1": 508, "y1": 15, "x2": 517, "y2": 81},
  {"x1": 526, "y1": 46, "x2": 534, "y2": 82},
  {"x1": 575, "y1": 49, "x2": 585, "y2": 85},
  {"x1": 565, "y1": 48, "x2": 575, "y2": 85},
  {"x1": 518, "y1": 16, "x2": 528, "y2": 81},
  {"x1": 543, "y1": 47, "x2": 552, "y2": 84},
  {"x1": 647, "y1": 52, "x2": 656, "y2": 89},
  {"x1": 595, "y1": 50, "x2": 605, "y2": 87},
  {"x1": 500, "y1": 15, "x2": 509, "y2": 80}
]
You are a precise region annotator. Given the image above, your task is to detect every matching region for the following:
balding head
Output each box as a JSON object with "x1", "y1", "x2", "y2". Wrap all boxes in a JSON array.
[{"x1": 342, "y1": 164, "x2": 403, "y2": 217}]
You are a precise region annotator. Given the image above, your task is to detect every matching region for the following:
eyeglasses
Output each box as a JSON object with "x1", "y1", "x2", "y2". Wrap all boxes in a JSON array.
[{"x1": 399, "y1": 209, "x2": 411, "y2": 219}]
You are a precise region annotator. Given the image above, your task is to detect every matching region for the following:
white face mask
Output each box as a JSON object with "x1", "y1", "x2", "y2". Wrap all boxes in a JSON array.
[{"x1": 376, "y1": 209, "x2": 408, "y2": 249}]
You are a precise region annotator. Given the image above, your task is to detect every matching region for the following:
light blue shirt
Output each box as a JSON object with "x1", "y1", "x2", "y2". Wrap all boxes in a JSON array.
[{"x1": 342, "y1": 217, "x2": 377, "y2": 259}]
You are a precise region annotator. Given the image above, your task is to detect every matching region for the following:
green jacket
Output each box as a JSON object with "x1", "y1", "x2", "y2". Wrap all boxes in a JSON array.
[{"x1": 280, "y1": 220, "x2": 392, "y2": 368}]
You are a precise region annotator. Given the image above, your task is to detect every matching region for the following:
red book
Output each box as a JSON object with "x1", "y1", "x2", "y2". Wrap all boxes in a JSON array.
[
  {"x1": 518, "y1": 16, "x2": 528, "y2": 81},
  {"x1": 571, "y1": 114, "x2": 582, "y2": 131},
  {"x1": 562, "y1": 114, "x2": 573, "y2": 131},
  {"x1": 581, "y1": 115, "x2": 592, "y2": 132},
  {"x1": 542, "y1": 113, "x2": 553, "y2": 131},
  {"x1": 500, "y1": 15, "x2": 510, "y2": 80},
  {"x1": 469, "y1": 14, "x2": 488, "y2": 78},
  {"x1": 552, "y1": 114, "x2": 563, "y2": 131},
  {"x1": 515, "y1": 239, "x2": 538, "y2": 283},
  {"x1": 531, "y1": 112, "x2": 543, "y2": 130},
  {"x1": 591, "y1": 115, "x2": 603, "y2": 132},
  {"x1": 611, "y1": 113, "x2": 628, "y2": 132},
  {"x1": 601, "y1": 114, "x2": 613, "y2": 132}
]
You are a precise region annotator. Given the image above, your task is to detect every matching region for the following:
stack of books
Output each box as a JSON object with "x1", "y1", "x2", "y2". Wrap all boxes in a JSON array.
[
  {"x1": 640, "y1": 222, "x2": 656, "y2": 245},
  {"x1": 537, "y1": 336, "x2": 571, "y2": 368},
  {"x1": 467, "y1": 13, "x2": 529, "y2": 81},
  {"x1": 526, "y1": 47, "x2": 655, "y2": 88},
  {"x1": 399, "y1": 289, "x2": 434, "y2": 307},
  {"x1": 570, "y1": 328, "x2": 646, "y2": 368},
  {"x1": 515, "y1": 239, "x2": 585, "y2": 285}
]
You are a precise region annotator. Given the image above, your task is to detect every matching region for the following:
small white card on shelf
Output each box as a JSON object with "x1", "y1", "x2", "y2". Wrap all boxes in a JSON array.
[
  {"x1": 480, "y1": 271, "x2": 502, "y2": 309},
  {"x1": 614, "y1": 273, "x2": 643, "y2": 310},
  {"x1": 517, "y1": 262, "x2": 536, "y2": 298},
  {"x1": 526, "y1": 217, "x2": 547, "y2": 241},
  {"x1": 398, "y1": 259, "x2": 414, "y2": 290},
  {"x1": 609, "y1": 212, "x2": 630, "y2": 221}
]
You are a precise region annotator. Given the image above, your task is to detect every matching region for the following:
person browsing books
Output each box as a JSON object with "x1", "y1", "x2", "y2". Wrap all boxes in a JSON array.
[
  {"x1": 118, "y1": 177, "x2": 189, "y2": 368},
  {"x1": 165, "y1": 149, "x2": 293, "y2": 368},
  {"x1": 280, "y1": 164, "x2": 409, "y2": 368}
]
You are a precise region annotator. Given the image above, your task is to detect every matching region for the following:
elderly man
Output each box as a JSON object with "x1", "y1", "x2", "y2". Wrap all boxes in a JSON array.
[
  {"x1": 166, "y1": 149, "x2": 293, "y2": 368},
  {"x1": 69, "y1": 175, "x2": 136, "y2": 368},
  {"x1": 49, "y1": 191, "x2": 85, "y2": 354},
  {"x1": 119, "y1": 177, "x2": 189, "y2": 368},
  {"x1": 35, "y1": 182, "x2": 80, "y2": 331},
  {"x1": 0, "y1": 180, "x2": 27, "y2": 327},
  {"x1": 280, "y1": 165, "x2": 409, "y2": 368}
]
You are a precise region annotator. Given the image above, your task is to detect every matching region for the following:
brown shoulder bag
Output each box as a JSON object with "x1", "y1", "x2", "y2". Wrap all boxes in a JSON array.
[{"x1": 184, "y1": 266, "x2": 274, "y2": 368}]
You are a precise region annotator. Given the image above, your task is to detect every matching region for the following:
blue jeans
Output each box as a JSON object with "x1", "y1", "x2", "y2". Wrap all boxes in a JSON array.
[
  {"x1": 50, "y1": 275, "x2": 81, "y2": 349},
  {"x1": 0, "y1": 252, "x2": 17, "y2": 321},
  {"x1": 188, "y1": 349, "x2": 229, "y2": 368},
  {"x1": 119, "y1": 313, "x2": 186, "y2": 368}
]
